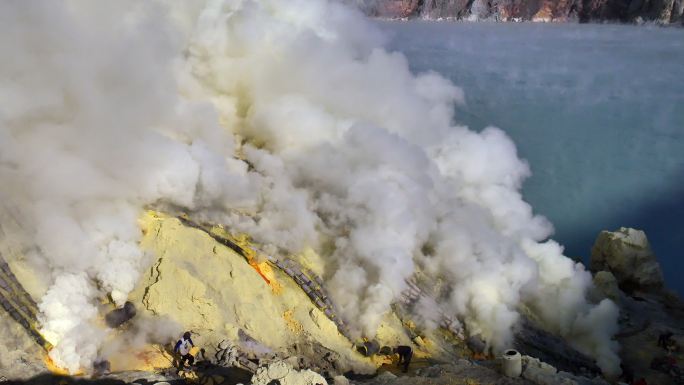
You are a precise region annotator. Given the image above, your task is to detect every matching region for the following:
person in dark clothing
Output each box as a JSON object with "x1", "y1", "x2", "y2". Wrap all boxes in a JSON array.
[
  {"x1": 174, "y1": 331, "x2": 195, "y2": 373},
  {"x1": 658, "y1": 331, "x2": 674, "y2": 349},
  {"x1": 395, "y1": 345, "x2": 412, "y2": 373}
]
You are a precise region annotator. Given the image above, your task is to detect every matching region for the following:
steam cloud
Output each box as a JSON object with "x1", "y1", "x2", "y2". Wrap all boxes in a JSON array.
[{"x1": 0, "y1": 0, "x2": 619, "y2": 376}]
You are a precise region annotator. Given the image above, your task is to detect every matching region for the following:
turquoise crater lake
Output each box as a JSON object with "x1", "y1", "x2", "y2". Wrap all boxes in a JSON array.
[{"x1": 380, "y1": 21, "x2": 684, "y2": 295}]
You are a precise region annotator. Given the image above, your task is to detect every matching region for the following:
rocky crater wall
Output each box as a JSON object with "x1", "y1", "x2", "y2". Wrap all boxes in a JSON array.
[{"x1": 359, "y1": 0, "x2": 684, "y2": 24}]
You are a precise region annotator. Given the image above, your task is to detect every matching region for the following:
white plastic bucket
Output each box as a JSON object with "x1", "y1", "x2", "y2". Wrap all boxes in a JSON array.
[{"x1": 501, "y1": 349, "x2": 522, "y2": 378}]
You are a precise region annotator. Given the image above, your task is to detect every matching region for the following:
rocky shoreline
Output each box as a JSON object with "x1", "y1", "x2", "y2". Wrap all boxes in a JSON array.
[{"x1": 355, "y1": 0, "x2": 684, "y2": 25}]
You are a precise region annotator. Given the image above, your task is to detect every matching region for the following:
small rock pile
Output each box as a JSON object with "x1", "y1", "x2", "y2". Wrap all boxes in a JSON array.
[
  {"x1": 520, "y1": 356, "x2": 609, "y2": 385},
  {"x1": 251, "y1": 361, "x2": 328, "y2": 385}
]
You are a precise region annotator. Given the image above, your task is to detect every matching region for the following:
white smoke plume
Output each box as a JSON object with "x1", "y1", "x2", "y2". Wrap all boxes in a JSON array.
[
  {"x1": 0, "y1": 0, "x2": 253, "y2": 372},
  {"x1": 0, "y1": 0, "x2": 620, "y2": 377},
  {"x1": 97, "y1": 315, "x2": 181, "y2": 370}
]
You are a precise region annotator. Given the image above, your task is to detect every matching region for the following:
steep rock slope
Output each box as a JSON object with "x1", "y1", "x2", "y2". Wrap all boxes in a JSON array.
[
  {"x1": 129, "y1": 212, "x2": 389, "y2": 374},
  {"x1": 0, "y1": 311, "x2": 44, "y2": 380}
]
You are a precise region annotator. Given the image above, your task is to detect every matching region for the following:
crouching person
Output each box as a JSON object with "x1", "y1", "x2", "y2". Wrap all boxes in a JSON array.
[
  {"x1": 174, "y1": 331, "x2": 195, "y2": 373},
  {"x1": 395, "y1": 345, "x2": 413, "y2": 373}
]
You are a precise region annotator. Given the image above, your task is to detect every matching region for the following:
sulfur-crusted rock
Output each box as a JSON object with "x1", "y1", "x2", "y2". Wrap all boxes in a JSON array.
[
  {"x1": 590, "y1": 228, "x2": 664, "y2": 291},
  {"x1": 251, "y1": 361, "x2": 327, "y2": 385}
]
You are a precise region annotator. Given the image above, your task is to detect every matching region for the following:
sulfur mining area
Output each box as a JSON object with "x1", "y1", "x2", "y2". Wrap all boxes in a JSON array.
[
  {"x1": 2, "y1": 1, "x2": 684, "y2": 385},
  {"x1": 0, "y1": 211, "x2": 682, "y2": 385}
]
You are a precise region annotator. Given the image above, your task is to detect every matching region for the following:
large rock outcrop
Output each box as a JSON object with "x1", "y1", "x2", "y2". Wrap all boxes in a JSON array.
[
  {"x1": 590, "y1": 227, "x2": 664, "y2": 292},
  {"x1": 357, "y1": 0, "x2": 684, "y2": 23}
]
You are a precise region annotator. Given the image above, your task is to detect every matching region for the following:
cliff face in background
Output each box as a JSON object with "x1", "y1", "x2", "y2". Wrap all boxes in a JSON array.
[{"x1": 359, "y1": 0, "x2": 684, "y2": 24}]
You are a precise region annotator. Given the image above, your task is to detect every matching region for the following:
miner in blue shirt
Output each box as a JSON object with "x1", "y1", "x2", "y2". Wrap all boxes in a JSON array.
[{"x1": 174, "y1": 331, "x2": 195, "y2": 373}]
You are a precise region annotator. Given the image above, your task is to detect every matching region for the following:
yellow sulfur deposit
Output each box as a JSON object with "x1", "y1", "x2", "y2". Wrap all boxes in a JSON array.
[
  {"x1": 130, "y1": 211, "x2": 376, "y2": 373},
  {"x1": 106, "y1": 345, "x2": 174, "y2": 373},
  {"x1": 249, "y1": 260, "x2": 283, "y2": 294},
  {"x1": 44, "y1": 352, "x2": 80, "y2": 376},
  {"x1": 283, "y1": 309, "x2": 304, "y2": 334}
]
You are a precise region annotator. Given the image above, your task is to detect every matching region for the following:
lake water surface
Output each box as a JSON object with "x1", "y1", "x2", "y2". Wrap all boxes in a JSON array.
[{"x1": 380, "y1": 21, "x2": 684, "y2": 294}]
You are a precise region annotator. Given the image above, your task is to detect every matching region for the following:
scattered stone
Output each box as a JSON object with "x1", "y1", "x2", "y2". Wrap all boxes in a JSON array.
[
  {"x1": 521, "y1": 355, "x2": 558, "y2": 384},
  {"x1": 333, "y1": 375, "x2": 350, "y2": 385},
  {"x1": 374, "y1": 371, "x2": 397, "y2": 383},
  {"x1": 214, "y1": 340, "x2": 240, "y2": 368}
]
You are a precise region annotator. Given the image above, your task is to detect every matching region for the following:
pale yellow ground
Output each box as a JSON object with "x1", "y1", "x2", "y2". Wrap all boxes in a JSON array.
[{"x1": 129, "y1": 211, "x2": 379, "y2": 373}]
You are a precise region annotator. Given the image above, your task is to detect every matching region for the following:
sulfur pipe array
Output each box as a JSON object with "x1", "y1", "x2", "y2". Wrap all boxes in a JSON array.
[{"x1": 0, "y1": 255, "x2": 52, "y2": 350}]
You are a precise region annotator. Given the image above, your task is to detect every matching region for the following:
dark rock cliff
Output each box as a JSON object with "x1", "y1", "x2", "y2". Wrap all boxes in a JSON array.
[{"x1": 358, "y1": 0, "x2": 684, "y2": 24}]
